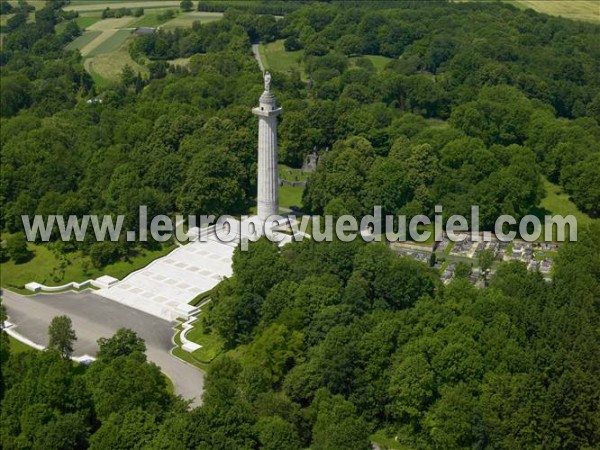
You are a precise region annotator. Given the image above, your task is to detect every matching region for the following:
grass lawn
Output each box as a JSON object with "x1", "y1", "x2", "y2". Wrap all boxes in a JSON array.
[
  {"x1": 279, "y1": 184, "x2": 304, "y2": 210},
  {"x1": 163, "y1": 374, "x2": 174, "y2": 394},
  {"x1": 8, "y1": 335, "x2": 37, "y2": 354},
  {"x1": 171, "y1": 323, "x2": 209, "y2": 370},
  {"x1": 350, "y1": 54, "x2": 392, "y2": 71},
  {"x1": 0, "y1": 241, "x2": 175, "y2": 292},
  {"x1": 539, "y1": 178, "x2": 594, "y2": 227},
  {"x1": 259, "y1": 39, "x2": 305, "y2": 79},
  {"x1": 185, "y1": 319, "x2": 224, "y2": 364},
  {"x1": 278, "y1": 164, "x2": 307, "y2": 209},
  {"x1": 371, "y1": 430, "x2": 411, "y2": 450},
  {"x1": 279, "y1": 164, "x2": 309, "y2": 182},
  {"x1": 65, "y1": 30, "x2": 103, "y2": 52},
  {"x1": 535, "y1": 178, "x2": 596, "y2": 241}
]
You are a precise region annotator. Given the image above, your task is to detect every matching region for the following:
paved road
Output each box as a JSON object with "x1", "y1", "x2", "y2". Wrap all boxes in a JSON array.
[{"x1": 2, "y1": 290, "x2": 204, "y2": 406}]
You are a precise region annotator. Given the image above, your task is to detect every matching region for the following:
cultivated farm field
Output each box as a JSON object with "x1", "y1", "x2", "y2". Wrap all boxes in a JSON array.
[
  {"x1": 85, "y1": 29, "x2": 133, "y2": 58},
  {"x1": 57, "y1": 7, "x2": 223, "y2": 85}
]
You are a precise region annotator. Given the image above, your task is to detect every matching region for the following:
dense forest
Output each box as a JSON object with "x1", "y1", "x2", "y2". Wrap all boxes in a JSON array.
[
  {"x1": 2, "y1": 227, "x2": 599, "y2": 448},
  {"x1": 1, "y1": 0, "x2": 600, "y2": 448}
]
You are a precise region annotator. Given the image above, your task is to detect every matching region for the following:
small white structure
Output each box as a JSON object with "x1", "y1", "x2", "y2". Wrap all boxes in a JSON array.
[{"x1": 25, "y1": 275, "x2": 118, "y2": 293}]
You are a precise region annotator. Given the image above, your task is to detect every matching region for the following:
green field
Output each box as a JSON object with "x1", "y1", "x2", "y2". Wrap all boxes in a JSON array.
[
  {"x1": 59, "y1": 9, "x2": 215, "y2": 84},
  {"x1": 168, "y1": 56, "x2": 192, "y2": 67},
  {"x1": 128, "y1": 11, "x2": 172, "y2": 28},
  {"x1": 279, "y1": 164, "x2": 309, "y2": 182},
  {"x1": 64, "y1": 1, "x2": 181, "y2": 13},
  {"x1": 279, "y1": 184, "x2": 304, "y2": 210},
  {"x1": 86, "y1": 35, "x2": 148, "y2": 86},
  {"x1": 65, "y1": 30, "x2": 102, "y2": 52},
  {"x1": 86, "y1": 29, "x2": 132, "y2": 57},
  {"x1": 259, "y1": 41, "x2": 392, "y2": 78},
  {"x1": 76, "y1": 16, "x2": 103, "y2": 30},
  {"x1": 56, "y1": 16, "x2": 102, "y2": 34},
  {"x1": 539, "y1": 178, "x2": 596, "y2": 227},
  {"x1": 185, "y1": 319, "x2": 225, "y2": 364},
  {"x1": 0, "y1": 241, "x2": 175, "y2": 292},
  {"x1": 162, "y1": 11, "x2": 223, "y2": 28},
  {"x1": 278, "y1": 165, "x2": 306, "y2": 209},
  {"x1": 350, "y1": 54, "x2": 393, "y2": 72},
  {"x1": 511, "y1": 1, "x2": 600, "y2": 24},
  {"x1": 259, "y1": 39, "x2": 305, "y2": 78}
]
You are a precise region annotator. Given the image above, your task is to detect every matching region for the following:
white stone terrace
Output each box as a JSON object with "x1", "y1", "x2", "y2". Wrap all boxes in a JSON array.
[
  {"x1": 95, "y1": 229, "x2": 236, "y2": 321},
  {"x1": 94, "y1": 216, "x2": 298, "y2": 322}
]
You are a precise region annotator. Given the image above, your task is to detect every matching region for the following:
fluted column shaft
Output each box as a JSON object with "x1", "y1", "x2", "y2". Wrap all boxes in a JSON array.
[{"x1": 253, "y1": 91, "x2": 282, "y2": 222}]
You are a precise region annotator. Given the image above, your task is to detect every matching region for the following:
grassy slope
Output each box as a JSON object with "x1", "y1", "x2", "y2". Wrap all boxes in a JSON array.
[
  {"x1": 539, "y1": 178, "x2": 595, "y2": 227},
  {"x1": 0, "y1": 242, "x2": 175, "y2": 292},
  {"x1": 185, "y1": 319, "x2": 225, "y2": 364},
  {"x1": 8, "y1": 335, "x2": 37, "y2": 354},
  {"x1": 259, "y1": 39, "x2": 305, "y2": 77}
]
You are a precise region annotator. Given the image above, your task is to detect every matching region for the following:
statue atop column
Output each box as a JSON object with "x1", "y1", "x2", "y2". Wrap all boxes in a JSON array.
[{"x1": 264, "y1": 71, "x2": 271, "y2": 92}]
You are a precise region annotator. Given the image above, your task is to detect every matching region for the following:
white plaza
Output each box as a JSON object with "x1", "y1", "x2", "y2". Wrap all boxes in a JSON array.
[{"x1": 95, "y1": 233, "x2": 237, "y2": 320}]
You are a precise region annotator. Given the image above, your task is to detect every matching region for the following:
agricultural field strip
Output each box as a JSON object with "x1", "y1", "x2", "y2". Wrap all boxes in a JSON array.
[
  {"x1": 64, "y1": 1, "x2": 181, "y2": 13},
  {"x1": 78, "y1": 17, "x2": 136, "y2": 57},
  {"x1": 161, "y1": 11, "x2": 223, "y2": 28},
  {"x1": 65, "y1": 30, "x2": 102, "y2": 52}
]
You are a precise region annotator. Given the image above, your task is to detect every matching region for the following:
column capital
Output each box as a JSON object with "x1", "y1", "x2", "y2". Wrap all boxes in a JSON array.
[{"x1": 252, "y1": 106, "x2": 283, "y2": 117}]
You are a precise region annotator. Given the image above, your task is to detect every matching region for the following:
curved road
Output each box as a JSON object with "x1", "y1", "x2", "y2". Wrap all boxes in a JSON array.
[{"x1": 2, "y1": 290, "x2": 204, "y2": 406}]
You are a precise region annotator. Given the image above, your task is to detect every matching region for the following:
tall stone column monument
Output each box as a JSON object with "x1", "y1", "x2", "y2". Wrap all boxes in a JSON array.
[{"x1": 252, "y1": 72, "x2": 282, "y2": 222}]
